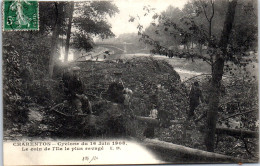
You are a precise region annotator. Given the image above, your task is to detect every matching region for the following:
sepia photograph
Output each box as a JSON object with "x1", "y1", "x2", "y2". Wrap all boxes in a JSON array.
[{"x1": 2, "y1": 0, "x2": 259, "y2": 165}]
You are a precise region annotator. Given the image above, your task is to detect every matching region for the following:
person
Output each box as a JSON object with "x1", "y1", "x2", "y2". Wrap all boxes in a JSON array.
[
  {"x1": 106, "y1": 72, "x2": 125, "y2": 104},
  {"x1": 67, "y1": 66, "x2": 92, "y2": 115},
  {"x1": 105, "y1": 72, "x2": 134, "y2": 136},
  {"x1": 188, "y1": 81, "x2": 204, "y2": 120},
  {"x1": 144, "y1": 105, "x2": 158, "y2": 138}
]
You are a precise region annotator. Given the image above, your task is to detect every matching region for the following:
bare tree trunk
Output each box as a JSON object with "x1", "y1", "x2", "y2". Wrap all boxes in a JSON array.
[
  {"x1": 199, "y1": 43, "x2": 202, "y2": 55},
  {"x1": 64, "y1": 2, "x2": 74, "y2": 62},
  {"x1": 49, "y1": 2, "x2": 60, "y2": 78},
  {"x1": 205, "y1": 0, "x2": 238, "y2": 152},
  {"x1": 143, "y1": 138, "x2": 253, "y2": 163}
]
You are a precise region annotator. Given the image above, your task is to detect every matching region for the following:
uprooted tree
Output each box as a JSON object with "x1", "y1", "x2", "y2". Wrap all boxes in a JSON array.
[{"x1": 130, "y1": 0, "x2": 257, "y2": 152}]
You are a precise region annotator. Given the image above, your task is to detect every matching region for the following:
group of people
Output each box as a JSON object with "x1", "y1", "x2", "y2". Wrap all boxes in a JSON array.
[
  {"x1": 61, "y1": 64, "x2": 205, "y2": 130},
  {"x1": 61, "y1": 66, "x2": 132, "y2": 117}
]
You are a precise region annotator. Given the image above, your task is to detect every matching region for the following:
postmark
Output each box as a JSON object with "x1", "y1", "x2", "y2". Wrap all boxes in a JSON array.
[{"x1": 3, "y1": 0, "x2": 38, "y2": 31}]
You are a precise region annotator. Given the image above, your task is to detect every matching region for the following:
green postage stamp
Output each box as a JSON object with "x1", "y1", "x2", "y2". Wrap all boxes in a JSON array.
[{"x1": 3, "y1": 0, "x2": 38, "y2": 31}]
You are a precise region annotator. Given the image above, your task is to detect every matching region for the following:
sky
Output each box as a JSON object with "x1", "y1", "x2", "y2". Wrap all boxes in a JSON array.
[{"x1": 108, "y1": 0, "x2": 189, "y2": 37}]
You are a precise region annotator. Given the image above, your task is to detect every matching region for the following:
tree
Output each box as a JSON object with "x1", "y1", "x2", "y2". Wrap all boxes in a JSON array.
[
  {"x1": 71, "y1": 33, "x2": 94, "y2": 52},
  {"x1": 41, "y1": 1, "x2": 119, "y2": 75},
  {"x1": 144, "y1": 6, "x2": 184, "y2": 49},
  {"x1": 74, "y1": 1, "x2": 119, "y2": 39},
  {"x1": 130, "y1": 0, "x2": 257, "y2": 152},
  {"x1": 205, "y1": 0, "x2": 238, "y2": 152},
  {"x1": 37, "y1": 2, "x2": 69, "y2": 78},
  {"x1": 63, "y1": 1, "x2": 119, "y2": 62},
  {"x1": 49, "y1": 2, "x2": 62, "y2": 78},
  {"x1": 64, "y1": 2, "x2": 74, "y2": 62}
]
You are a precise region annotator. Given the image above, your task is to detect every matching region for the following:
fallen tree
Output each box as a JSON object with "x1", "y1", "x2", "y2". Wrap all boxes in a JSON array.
[
  {"x1": 219, "y1": 110, "x2": 255, "y2": 121},
  {"x1": 215, "y1": 127, "x2": 258, "y2": 138},
  {"x1": 142, "y1": 138, "x2": 254, "y2": 163},
  {"x1": 135, "y1": 116, "x2": 258, "y2": 138},
  {"x1": 135, "y1": 116, "x2": 159, "y2": 126}
]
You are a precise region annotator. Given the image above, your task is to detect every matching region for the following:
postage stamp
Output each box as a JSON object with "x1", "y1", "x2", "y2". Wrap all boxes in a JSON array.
[{"x1": 3, "y1": 0, "x2": 38, "y2": 31}]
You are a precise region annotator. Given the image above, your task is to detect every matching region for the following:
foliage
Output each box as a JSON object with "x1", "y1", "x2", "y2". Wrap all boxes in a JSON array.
[
  {"x1": 132, "y1": 0, "x2": 257, "y2": 64},
  {"x1": 71, "y1": 33, "x2": 94, "y2": 51},
  {"x1": 3, "y1": 32, "x2": 51, "y2": 78},
  {"x1": 95, "y1": 33, "x2": 151, "y2": 54},
  {"x1": 74, "y1": 57, "x2": 184, "y2": 117},
  {"x1": 73, "y1": 1, "x2": 119, "y2": 39},
  {"x1": 229, "y1": 0, "x2": 257, "y2": 51},
  {"x1": 144, "y1": 6, "x2": 184, "y2": 48},
  {"x1": 2, "y1": 44, "x2": 55, "y2": 130},
  {"x1": 3, "y1": 45, "x2": 26, "y2": 127},
  {"x1": 39, "y1": 2, "x2": 68, "y2": 35},
  {"x1": 73, "y1": 58, "x2": 186, "y2": 137}
]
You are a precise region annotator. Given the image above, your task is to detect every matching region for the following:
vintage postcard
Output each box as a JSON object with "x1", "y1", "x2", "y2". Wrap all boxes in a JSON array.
[{"x1": 2, "y1": 0, "x2": 259, "y2": 165}]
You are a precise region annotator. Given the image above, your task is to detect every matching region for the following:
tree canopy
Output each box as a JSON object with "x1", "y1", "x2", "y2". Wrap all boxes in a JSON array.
[{"x1": 140, "y1": 0, "x2": 257, "y2": 58}]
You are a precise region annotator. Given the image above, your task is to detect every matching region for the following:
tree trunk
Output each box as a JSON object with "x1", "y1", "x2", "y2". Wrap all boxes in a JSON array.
[
  {"x1": 49, "y1": 2, "x2": 60, "y2": 78},
  {"x1": 64, "y1": 2, "x2": 74, "y2": 62},
  {"x1": 215, "y1": 127, "x2": 258, "y2": 138},
  {"x1": 135, "y1": 116, "x2": 258, "y2": 138},
  {"x1": 205, "y1": 0, "x2": 238, "y2": 152},
  {"x1": 143, "y1": 138, "x2": 253, "y2": 163},
  {"x1": 199, "y1": 43, "x2": 202, "y2": 55}
]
